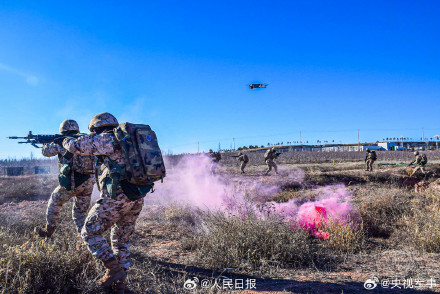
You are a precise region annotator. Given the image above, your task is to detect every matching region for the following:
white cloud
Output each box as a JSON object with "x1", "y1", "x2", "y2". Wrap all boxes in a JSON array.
[{"x1": 0, "y1": 62, "x2": 39, "y2": 86}]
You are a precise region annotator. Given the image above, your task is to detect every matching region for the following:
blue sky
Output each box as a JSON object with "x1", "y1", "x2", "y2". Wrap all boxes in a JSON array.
[{"x1": 0, "y1": 0, "x2": 439, "y2": 158}]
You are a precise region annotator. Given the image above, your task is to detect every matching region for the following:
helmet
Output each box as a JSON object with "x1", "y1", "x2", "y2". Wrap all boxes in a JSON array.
[
  {"x1": 88, "y1": 112, "x2": 119, "y2": 132},
  {"x1": 271, "y1": 147, "x2": 276, "y2": 151},
  {"x1": 414, "y1": 151, "x2": 419, "y2": 156},
  {"x1": 208, "y1": 149, "x2": 213, "y2": 153},
  {"x1": 366, "y1": 148, "x2": 370, "y2": 152},
  {"x1": 59, "y1": 119, "x2": 79, "y2": 133}
]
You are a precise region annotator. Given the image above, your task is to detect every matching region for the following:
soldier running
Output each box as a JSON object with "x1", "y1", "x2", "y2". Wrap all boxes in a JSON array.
[
  {"x1": 63, "y1": 112, "x2": 156, "y2": 292},
  {"x1": 236, "y1": 152, "x2": 249, "y2": 174},
  {"x1": 35, "y1": 119, "x2": 94, "y2": 238},
  {"x1": 264, "y1": 147, "x2": 280, "y2": 175}
]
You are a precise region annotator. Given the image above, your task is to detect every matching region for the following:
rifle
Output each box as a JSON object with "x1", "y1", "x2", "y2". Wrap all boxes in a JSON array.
[
  {"x1": 275, "y1": 152, "x2": 281, "y2": 158},
  {"x1": 7, "y1": 131, "x2": 85, "y2": 148},
  {"x1": 231, "y1": 155, "x2": 240, "y2": 158}
]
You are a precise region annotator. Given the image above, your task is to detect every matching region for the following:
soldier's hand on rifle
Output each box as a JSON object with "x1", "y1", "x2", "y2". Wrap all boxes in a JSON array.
[{"x1": 53, "y1": 137, "x2": 66, "y2": 146}]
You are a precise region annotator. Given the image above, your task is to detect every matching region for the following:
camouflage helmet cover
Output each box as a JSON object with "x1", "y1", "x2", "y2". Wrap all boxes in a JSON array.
[
  {"x1": 414, "y1": 151, "x2": 419, "y2": 155},
  {"x1": 271, "y1": 147, "x2": 276, "y2": 151},
  {"x1": 208, "y1": 149, "x2": 213, "y2": 153},
  {"x1": 366, "y1": 148, "x2": 370, "y2": 152},
  {"x1": 59, "y1": 119, "x2": 79, "y2": 133},
  {"x1": 88, "y1": 112, "x2": 119, "y2": 132}
]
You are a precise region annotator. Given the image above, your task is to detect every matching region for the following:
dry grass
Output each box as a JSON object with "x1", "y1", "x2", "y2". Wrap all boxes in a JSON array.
[
  {"x1": 402, "y1": 179, "x2": 440, "y2": 253},
  {"x1": 0, "y1": 175, "x2": 58, "y2": 205},
  {"x1": 355, "y1": 185, "x2": 413, "y2": 238},
  {"x1": 182, "y1": 206, "x2": 344, "y2": 274},
  {"x1": 323, "y1": 219, "x2": 365, "y2": 254}
]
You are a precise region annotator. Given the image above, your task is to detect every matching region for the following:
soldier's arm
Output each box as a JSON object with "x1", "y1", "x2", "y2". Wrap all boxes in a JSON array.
[
  {"x1": 62, "y1": 134, "x2": 115, "y2": 156},
  {"x1": 41, "y1": 143, "x2": 63, "y2": 157},
  {"x1": 415, "y1": 156, "x2": 422, "y2": 164}
]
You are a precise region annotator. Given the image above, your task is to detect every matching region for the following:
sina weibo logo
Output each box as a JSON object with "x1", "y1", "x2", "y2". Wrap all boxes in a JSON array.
[{"x1": 364, "y1": 277, "x2": 379, "y2": 290}]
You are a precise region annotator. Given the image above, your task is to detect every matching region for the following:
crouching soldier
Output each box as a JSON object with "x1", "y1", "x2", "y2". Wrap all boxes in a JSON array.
[
  {"x1": 409, "y1": 151, "x2": 428, "y2": 176},
  {"x1": 264, "y1": 147, "x2": 280, "y2": 175},
  {"x1": 364, "y1": 148, "x2": 377, "y2": 172},
  {"x1": 36, "y1": 119, "x2": 94, "y2": 238},
  {"x1": 236, "y1": 152, "x2": 249, "y2": 174},
  {"x1": 63, "y1": 112, "x2": 165, "y2": 293}
]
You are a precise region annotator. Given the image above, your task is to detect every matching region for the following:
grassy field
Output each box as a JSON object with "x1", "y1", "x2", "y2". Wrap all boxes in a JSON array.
[{"x1": 1, "y1": 157, "x2": 440, "y2": 293}]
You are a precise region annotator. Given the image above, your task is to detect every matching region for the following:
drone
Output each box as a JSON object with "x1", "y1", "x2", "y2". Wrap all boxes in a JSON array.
[{"x1": 248, "y1": 83, "x2": 268, "y2": 90}]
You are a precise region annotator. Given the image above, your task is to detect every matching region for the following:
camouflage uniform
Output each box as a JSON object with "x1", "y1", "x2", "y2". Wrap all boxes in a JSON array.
[
  {"x1": 364, "y1": 149, "x2": 377, "y2": 172},
  {"x1": 63, "y1": 132, "x2": 145, "y2": 271},
  {"x1": 237, "y1": 153, "x2": 249, "y2": 173},
  {"x1": 41, "y1": 143, "x2": 95, "y2": 234},
  {"x1": 410, "y1": 152, "x2": 427, "y2": 176},
  {"x1": 37, "y1": 119, "x2": 95, "y2": 237},
  {"x1": 264, "y1": 148, "x2": 279, "y2": 175}
]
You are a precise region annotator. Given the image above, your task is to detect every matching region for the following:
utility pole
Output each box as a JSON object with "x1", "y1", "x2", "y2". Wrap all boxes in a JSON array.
[{"x1": 358, "y1": 129, "x2": 360, "y2": 152}]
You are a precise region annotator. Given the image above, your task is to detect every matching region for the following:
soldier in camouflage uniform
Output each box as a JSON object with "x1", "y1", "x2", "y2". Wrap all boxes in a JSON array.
[
  {"x1": 409, "y1": 151, "x2": 428, "y2": 176},
  {"x1": 236, "y1": 152, "x2": 249, "y2": 174},
  {"x1": 63, "y1": 112, "x2": 151, "y2": 292},
  {"x1": 364, "y1": 148, "x2": 377, "y2": 172},
  {"x1": 208, "y1": 149, "x2": 221, "y2": 175},
  {"x1": 36, "y1": 120, "x2": 95, "y2": 238},
  {"x1": 264, "y1": 147, "x2": 279, "y2": 175}
]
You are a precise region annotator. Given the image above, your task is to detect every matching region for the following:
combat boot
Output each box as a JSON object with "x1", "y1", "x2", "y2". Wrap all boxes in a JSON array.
[
  {"x1": 98, "y1": 257, "x2": 126, "y2": 288},
  {"x1": 35, "y1": 225, "x2": 55, "y2": 238}
]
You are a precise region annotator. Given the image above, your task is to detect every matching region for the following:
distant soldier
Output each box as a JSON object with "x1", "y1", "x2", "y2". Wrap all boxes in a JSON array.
[
  {"x1": 408, "y1": 151, "x2": 428, "y2": 176},
  {"x1": 35, "y1": 120, "x2": 95, "y2": 238},
  {"x1": 208, "y1": 149, "x2": 221, "y2": 175},
  {"x1": 236, "y1": 152, "x2": 249, "y2": 174},
  {"x1": 364, "y1": 148, "x2": 377, "y2": 172},
  {"x1": 264, "y1": 147, "x2": 280, "y2": 175}
]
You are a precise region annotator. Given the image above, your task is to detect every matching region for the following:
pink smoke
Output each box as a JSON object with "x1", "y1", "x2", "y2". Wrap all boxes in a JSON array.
[
  {"x1": 152, "y1": 155, "x2": 360, "y2": 240},
  {"x1": 267, "y1": 184, "x2": 360, "y2": 239},
  {"x1": 151, "y1": 154, "x2": 230, "y2": 209}
]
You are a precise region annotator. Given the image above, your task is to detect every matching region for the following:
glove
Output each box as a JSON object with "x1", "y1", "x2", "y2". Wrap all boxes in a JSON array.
[{"x1": 52, "y1": 136, "x2": 66, "y2": 146}]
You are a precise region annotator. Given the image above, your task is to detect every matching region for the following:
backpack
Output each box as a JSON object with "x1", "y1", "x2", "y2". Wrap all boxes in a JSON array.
[
  {"x1": 113, "y1": 123, "x2": 166, "y2": 186},
  {"x1": 264, "y1": 149, "x2": 271, "y2": 160},
  {"x1": 370, "y1": 151, "x2": 377, "y2": 160},
  {"x1": 420, "y1": 153, "x2": 428, "y2": 165},
  {"x1": 215, "y1": 152, "x2": 222, "y2": 161}
]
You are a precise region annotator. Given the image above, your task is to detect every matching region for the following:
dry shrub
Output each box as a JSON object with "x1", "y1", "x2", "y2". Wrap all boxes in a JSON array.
[
  {"x1": 0, "y1": 212, "x2": 101, "y2": 294},
  {"x1": 356, "y1": 185, "x2": 412, "y2": 238},
  {"x1": 0, "y1": 203, "x2": 178, "y2": 294},
  {"x1": 164, "y1": 203, "x2": 199, "y2": 227},
  {"x1": 323, "y1": 219, "x2": 365, "y2": 254},
  {"x1": 184, "y1": 206, "x2": 339, "y2": 272},
  {"x1": 402, "y1": 180, "x2": 440, "y2": 252}
]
